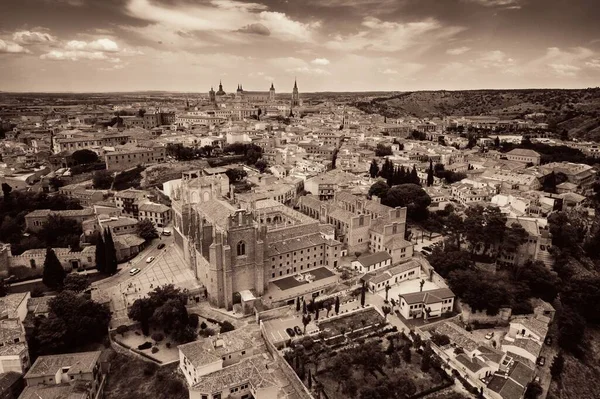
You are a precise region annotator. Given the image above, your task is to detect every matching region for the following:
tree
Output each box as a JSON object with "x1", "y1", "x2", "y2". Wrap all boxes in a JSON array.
[
  {"x1": 557, "y1": 306, "x2": 586, "y2": 353},
  {"x1": 71, "y1": 149, "x2": 99, "y2": 165},
  {"x1": 302, "y1": 314, "x2": 312, "y2": 333},
  {"x1": 524, "y1": 382, "x2": 543, "y2": 399},
  {"x1": 307, "y1": 369, "x2": 312, "y2": 389},
  {"x1": 255, "y1": 159, "x2": 268, "y2": 173},
  {"x1": 63, "y1": 274, "x2": 90, "y2": 293},
  {"x1": 369, "y1": 159, "x2": 380, "y2": 178},
  {"x1": 426, "y1": 160, "x2": 434, "y2": 187},
  {"x1": 33, "y1": 290, "x2": 110, "y2": 355},
  {"x1": 1, "y1": 183, "x2": 12, "y2": 201},
  {"x1": 48, "y1": 177, "x2": 64, "y2": 191},
  {"x1": 128, "y1": 298, "x2": 154, "y2": 336},
  {"x1": 494, "y1": 136, "x2": 500, "y2": 147},
  {"x1": 360, "y1": 282, "x2": 366, "y2": 307},
  {"x1": 136, "y1": 219, "x2": 158, "y2": 241},
  {"x1": 431, "y1": 333, "x2": 451, "y2": 346},
  {"x1": 220, "y1": 321, "x2": 235, "y2": 333},
  {"x1": 375, "y1": 143, "x2": 393, "y2": 157},
  {"x1": 225, "y1": 168, "x2": 248, "y2": 183},
  {"x1": 382, "y1": 184, "x2": 431, "y2": 221},
  {"x1": 152, "y1": 298, "x2": 189, "y2": 332},
  {"x1": 335, "y1": 296, "x2": 340, "y2": 315},
  {"x1": 420, "y1": 344, "x2": 433, "y2": 372},
  {"x1": 95, "y1": 232, "x2": 106, "y2": 273},
  {"x1": 42, "y1": 248, "x2": 66, "y2": 290},
  {"x1": 103, "y1": 229, "x2": 118, "y2": 275},
  {"x1": 93, "y1": 170, "x2": 113, "y2": 189},
  {"x1": 382, "y1": 305, "x2": 391, "y2": 320},
  {"x1": 368, "y1": 181, "x2": 389, "y2": 199},
  {"x1": 400, "y1": 344, "x2": 411, "y2": 363},
  {"x1": 428, "y1": 248, "x2": 473, "y2": 278},
  {"x1": 550, "y1": 352, "x2": 565, "y2": 379},
  {"x1": 296, "y1": 297, "x2": 301, "y2": 312},
  {"x1": 390, "y1": 350, "x2": 401, "y2": 369}
]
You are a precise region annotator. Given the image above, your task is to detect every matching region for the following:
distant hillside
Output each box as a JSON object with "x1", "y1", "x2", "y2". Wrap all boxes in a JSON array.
[{"x1": 354, "y1": 89, "x2": 600, "y2": 141}]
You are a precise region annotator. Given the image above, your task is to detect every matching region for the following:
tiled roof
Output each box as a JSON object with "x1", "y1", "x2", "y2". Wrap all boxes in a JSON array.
[
  {"x1": 510, "y1": 316, "x2": 549, "y2": 338},
  {"x1": 502, "y1": 338, "x2": 542, "y2": 358},
  {"x1": 401, "y1": 288, "x2": 454, "y2": 306},
  {"x1": 267, "y1": 233, "x2": 328, "y2": 257},
  {"x1": 432, "y1": 322, "x2": 479, "y2": 353},
  {"x1": 0, "y1": 341, "x2": 27, "y2": 357},
  {"x1": 384, "y1": 236, "x2": 412, "y2": 250},
  {"x1": 0, "y1": 293, "x2": 28, "y2": 319},
  {"x1": 25, "y1": 351, "x2": 101, "y2": 379},
  {"x1": 357, "y1": 251, "x2": 391, "y2": 267},
  {"x1": 114, "y1": 233, "x2": 145, "y2": 249},
  {"x1": 194, "y1": 199, "x2": 237, "y2": 231},
  {"x1": 25, "y1": 208, "x2": 94, "y2": 218},
  {"x1": 179, "y1": 330, "x2": 254, "y2": 369},
  {"x1": 19, "y1": 384, "x2": 88, "y2": 399},
  {"x1": 191, "y1": 356, "x2": 276, "y2": 394},
  {"x1": 138, "y1": 202, "x2": 170, "y2": 213},
  {"x1": 507, "y1": 149, "x2": 540, "y2": 157},
  {"x1": 456, "y1": 354, "x2": 486, "y2": 372}
]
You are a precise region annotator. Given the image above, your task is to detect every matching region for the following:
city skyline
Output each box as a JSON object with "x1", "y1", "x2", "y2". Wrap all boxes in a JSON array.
[{"x1": 1, "y1": 0, "x2": 600, "y2": 92}]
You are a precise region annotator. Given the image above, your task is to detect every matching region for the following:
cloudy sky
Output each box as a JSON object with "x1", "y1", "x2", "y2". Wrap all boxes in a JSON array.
[{"x1": 1, "y1": 0, "x2": 599, "y2": 92}]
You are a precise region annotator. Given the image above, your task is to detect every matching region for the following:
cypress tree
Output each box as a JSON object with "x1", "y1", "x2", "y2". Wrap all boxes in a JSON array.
[
  {"x1": 427, "y1": 160, "x2": 434, "y2": 187},
  {"x1": 104, "y1": 229, "x2": 118, "y2": 275},
  {"x1": 334, "y1": 296, "x2": 340, "y2": 315},
  {"x1": 42, "y1": 248, "x2": 66, "y2": 290},
  {"x1": 95, "y1": 231, "x2": 106, "y2": 273},
  {"x1": 410, "y1": 165, "x2": 420, "y2": 185}
]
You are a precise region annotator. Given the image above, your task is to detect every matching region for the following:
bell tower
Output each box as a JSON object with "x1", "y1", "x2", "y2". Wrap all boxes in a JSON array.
[{"x1": 291, "y1": 78, "x2": 300, "y2": 108}]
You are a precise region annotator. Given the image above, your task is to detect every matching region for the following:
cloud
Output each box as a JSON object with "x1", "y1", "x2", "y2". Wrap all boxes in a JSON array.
[
  {"x1": 529, "y1": 47, "x2": 595, "y2": 78},
  {"x1": 237, "y1": 23, "x2": 270, "y2": 36},
  {"x1": 311, "y1": 58, "x2": 330, "y2": 65},
  {"x1": 40, "y1": 50, "x2": 108, "y2": 61},
  {"x1": 475, "y1": 50, "x2": 514, "y2": 68},
  {"x1": 447, "y1": 46, "x2": 471, "y2": 55},
  {"x1": 585, "y1": 59, "x2": 600, "y2": 69},
  {"x1": 287, "y1": 66, "x2": 331, "y2": 76},
  {"x1": 325, "y1": 17, "x2": 463, "y2": 52},
  {"x1": 549, "y1": 64, "x2": 580, "y2": 77},
  {"x1": 258, "y1": 12, "x2": 318, "y2": 42},
  {"x1": 65, "y1": 38, "x2": 119, "y2": 52},
  {"x1": 125, "y1": 0, "x2": 317, "y2": 43},
  {"x1": 12, "y1": 31, "x2": 57, "y2": 45},
  {"x1": 462, "y1": 0, "x2": 523, "y2": 8},
  {"x1": 44, "y1": 0, "x2": 85, "y2": 5},
  {"x1": 0, "y1": 39, "x2": 30, "y2": 54}
]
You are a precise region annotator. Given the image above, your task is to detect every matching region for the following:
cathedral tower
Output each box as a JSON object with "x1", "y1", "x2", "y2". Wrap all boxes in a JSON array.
[{"x1": 291, "y1": 79, "x2": 300, "y2": 108}]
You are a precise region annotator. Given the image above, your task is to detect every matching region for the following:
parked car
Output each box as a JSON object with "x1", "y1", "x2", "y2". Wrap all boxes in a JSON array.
[
  {"x1": 485, "y1": 332, "x2": 494, "y2": 340},
  {"x1": 537, "y1": 356, "x2": 546, "y2": 366},
  {"x1": 146, "y1": 256, "x2": 155, "y2": 263},
  {"x1": 534, "y1": 376, "x2": 541, "y2": 383},
  {"x1": 286, "y1": 328, "x2": 296, "y2": 337},
  {"x1": 157, "y1": 243, "x2": 166, "y2": 249},
  {"x1": 422, "y1": 246, "x2": 433, "y2": 252},
  {"x1": 421, "y1": 248, "x2": 432, "y2": 256},
  {"x1": 162, "y1": 229, "x2": 172, "y2": 236},
  {"x1": 129, "y1": 268, "x2": 141, "y2": 276},
  {"x1": 294, "y1": 326, "x2": 303, "y2": 335},
  {"x1": 545, "y1": 336, "x2": 552, "y2": 346}
]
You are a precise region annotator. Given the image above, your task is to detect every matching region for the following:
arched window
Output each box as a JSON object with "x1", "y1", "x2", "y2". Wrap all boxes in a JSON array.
[{"x1": 237, "y1": 241, "x2": 246, "y2": 256}]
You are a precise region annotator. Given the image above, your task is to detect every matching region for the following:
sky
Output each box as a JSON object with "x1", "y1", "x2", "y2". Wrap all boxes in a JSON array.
[{"x1": 1, "y1": 0, "x2": 599, "y2": 92}]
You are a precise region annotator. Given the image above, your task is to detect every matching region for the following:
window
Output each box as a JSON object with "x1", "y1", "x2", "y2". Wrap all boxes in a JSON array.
[{"x1": 237, "y1": 241, "x2": 246, "y2": 256}]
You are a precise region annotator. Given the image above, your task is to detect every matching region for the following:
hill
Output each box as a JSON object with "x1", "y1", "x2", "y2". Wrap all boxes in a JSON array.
[{"x1": 353, "y1": 88, "x2": 600, "y2": 141}]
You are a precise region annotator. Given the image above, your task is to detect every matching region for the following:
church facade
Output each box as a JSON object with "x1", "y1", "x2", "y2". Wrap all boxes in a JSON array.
[{"x1": 170, "y1": 171, "x2": 341, "y2": 310}]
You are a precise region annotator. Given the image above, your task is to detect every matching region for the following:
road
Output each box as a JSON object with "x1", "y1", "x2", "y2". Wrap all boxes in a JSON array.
[{"x1": 92, "y1": 232, "x2": 175, "y2": 291}]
